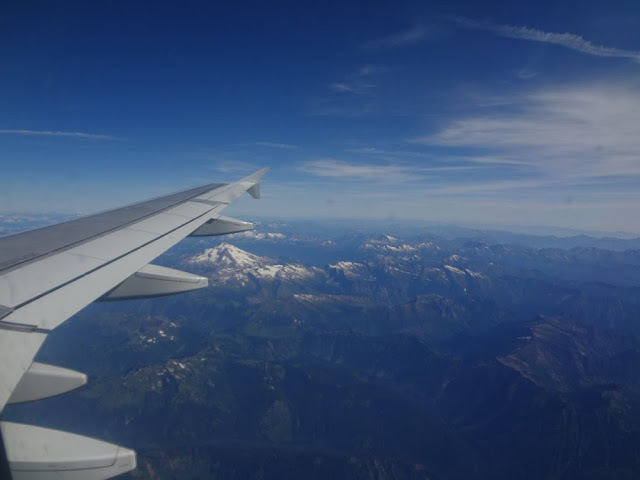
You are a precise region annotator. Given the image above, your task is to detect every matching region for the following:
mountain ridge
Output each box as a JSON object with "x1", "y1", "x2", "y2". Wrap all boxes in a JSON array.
[{"x1": 4, "y1": 228, "x2": 640, "y2": 479}]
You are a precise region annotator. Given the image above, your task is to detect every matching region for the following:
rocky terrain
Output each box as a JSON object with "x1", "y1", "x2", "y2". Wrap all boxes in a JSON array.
[{"x1": 4, "y1": 221, "x2": 640, "y2": 479}]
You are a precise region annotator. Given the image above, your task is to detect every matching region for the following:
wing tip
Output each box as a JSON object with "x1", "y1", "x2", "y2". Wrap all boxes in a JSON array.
[
  {"x1": 241, "y1": 167, "x2": 269, "y2": 183},
  {"x1": 241, "y1": 167, "x2": 268, "y2": 199}
]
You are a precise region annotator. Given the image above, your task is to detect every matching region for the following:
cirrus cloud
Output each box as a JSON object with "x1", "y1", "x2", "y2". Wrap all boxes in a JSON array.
[
  {"x1": 416, "y1": 83, "x2": 640, "y2": 180},
  {"x1": 0, "y1": 129, "x2": 118, "y2": 140},
  {"x1": 362, "y1": 25, "x2": 431, "y2": 51},
  {"x1": 255, "y1": 141, "x2": 299, "y2": 150},
  {"x1": 299, "y1": 158, "x2": 425, "y2": 183},
  {"x1": 454, "y1": 17, "x2": 640, "y2": 62}
]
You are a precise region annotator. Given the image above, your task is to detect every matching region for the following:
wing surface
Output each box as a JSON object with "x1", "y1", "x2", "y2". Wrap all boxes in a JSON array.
[{"x1": 0, "y1": 167, "x2": 268, "y2": 479}]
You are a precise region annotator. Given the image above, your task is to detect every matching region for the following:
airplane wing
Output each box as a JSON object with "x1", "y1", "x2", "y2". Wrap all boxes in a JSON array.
[{"x1": 0, "y1": 168, "x2": 268, "y2": 479}]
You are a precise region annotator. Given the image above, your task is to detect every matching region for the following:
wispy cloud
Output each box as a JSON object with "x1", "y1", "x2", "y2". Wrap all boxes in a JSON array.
[
  {"x1": 347, "y1": 147, "x2": 434, "y2": 159},
  {"x1": 327, "y1": 65, "x2": 382, "y2": 97},
  {"x1": 313, "y1": 65, "x2": 385, "y2": 116},
  {"x1": 455, "y1": 17, "x2": 640, "y2": 62},
  {"x1": 362, "y1": 25, "x2": 431, "y2": 50},
  {"x1": 255, "y1": 141, "x2": 298, "y2": 150},
  {"x1": 329, "y1": 81, "x2": 376, "y2": 95},
  {"x1": 299, "y1": 158, "x2": 425, "y2": 183},
  {"x1": 415, "y1": 82, "x2": 640, "y2": 180},
  {"x1": 211, "y1": 160, "x2": 261, "y2": 174},
  {"x1": 0, "y1": 129, "x2": 118, "y2": 140},
  {"x1": 517, "y1": 68, "x2": 538, "y2": 80}
]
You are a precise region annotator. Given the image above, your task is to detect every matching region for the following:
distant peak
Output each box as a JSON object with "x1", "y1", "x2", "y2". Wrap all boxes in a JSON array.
[
  {"x1": 383, "y1": 234, "x2": 400, "y2": 243},
  {"x1": 188, "y1": 243, "x2": 267, "y2": 267}
]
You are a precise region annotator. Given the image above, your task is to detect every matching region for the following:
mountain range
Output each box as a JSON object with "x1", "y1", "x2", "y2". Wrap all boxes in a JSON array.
[{"x1": 3, "y1": 222, "x2": 640, "y2": 479}]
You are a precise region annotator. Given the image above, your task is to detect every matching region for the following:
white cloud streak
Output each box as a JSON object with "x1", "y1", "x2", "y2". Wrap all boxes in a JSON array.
[
  {"x1": 327, "y1": 65, "x2": 382, "y2": 97},
  {"x1": 416, "y1": 83, "x2": 640, "y2": 180},
  {"x1": 299, "y1": 159, "x2": 425, "y2": 183},
  {"x1": 517, "y1": 68, "x2": 538, "y2": 80},
  {"x1": 211, "y1": 160, "x2": 261, "y2": 174},
  {"x1": 313, "y1": 65, "x2": 383, "y2": 116},
  {"x1": 455, "y1": 17, "x2": 640, "y2": 62},
  {"x1": 255, "y1": 141, "x2": 299, "y2": 150},
  {"x1": 347, "y1": 147, "x2": 433, "y2": 158},
  {"x1": 363, "y1": 25, "x2": 431, "y2": 50},
  {"x1": 329, "y1": 82, "x2": 376, "y2": 95},
  {"x1": 0, "y1": 129, "x2": 117, "y2": 140}
]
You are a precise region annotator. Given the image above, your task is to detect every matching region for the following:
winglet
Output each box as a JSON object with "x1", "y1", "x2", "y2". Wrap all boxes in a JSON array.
[
  {"x1": 241, "y1": 167, "x2": 268, "y2": 199},
  {"x1": 240, "y1": 167, "x2": 269, "y2": 183},
  {"x1": 248, "y1": 183, "x2": 260, "y2": 199}
]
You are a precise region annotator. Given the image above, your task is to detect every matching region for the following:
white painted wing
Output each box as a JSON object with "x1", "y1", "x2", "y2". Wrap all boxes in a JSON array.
[{"x1": 0, "y1": 167, "x2": 268, "y2": 479}]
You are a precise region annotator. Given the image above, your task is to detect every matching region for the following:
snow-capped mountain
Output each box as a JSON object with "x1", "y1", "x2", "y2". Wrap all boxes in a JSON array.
[
  {"x1": 360, "y1": 234, "x2": 440, "y2": 258},
  {"x1": 232, "y1": 231, "x2": 287, "y2": 241},
  {"x1": 189, "y1": 243, "x2": 268, "y2": 269},
  {"x1": 188, "y1": 243, "x2": 323, "y2": 285},
  {"x1": 327, "y1": 261, "x2": 374, "y2": 281},
  {"x1": 36, "y1": 224, "x2": 640, "y2": 480}
]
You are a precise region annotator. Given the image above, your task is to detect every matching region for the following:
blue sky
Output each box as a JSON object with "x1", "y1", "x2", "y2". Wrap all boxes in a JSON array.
[{"x1": 1, "y1": 1, "x2": 640, "y2": 234}]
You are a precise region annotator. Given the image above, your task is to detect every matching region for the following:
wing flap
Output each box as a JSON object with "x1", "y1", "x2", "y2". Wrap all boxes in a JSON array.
[
  {"x1": 2, "y1": 422, "x2": 136, "y2": 479},
  {"x1": 0, "y1": 330, "x2": 47, "y2": 410},
  {"x1": 101, "y1": 264, "x2": 208, "y2": 300},
  {"x1": 7, "y1": 362, "x2": 87, "y2": 404},
  {"x1": 189, "y1": 215, "x2": 253, "y2": 237}
]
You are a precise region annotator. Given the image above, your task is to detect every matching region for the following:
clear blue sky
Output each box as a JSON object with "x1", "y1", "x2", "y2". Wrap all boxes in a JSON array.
[{"x1": 1, "y1": 1, "x2": 639, "y2": 234}]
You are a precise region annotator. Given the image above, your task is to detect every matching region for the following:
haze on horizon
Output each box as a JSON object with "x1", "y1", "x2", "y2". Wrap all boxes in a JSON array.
[{"x1": 1, "y1": 1, "x2": 639, "y2": 234}]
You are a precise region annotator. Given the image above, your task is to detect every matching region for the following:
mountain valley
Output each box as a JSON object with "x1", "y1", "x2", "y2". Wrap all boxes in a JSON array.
[{"x1": 4, "y1": 221, "x2": 640, "y2": 479}]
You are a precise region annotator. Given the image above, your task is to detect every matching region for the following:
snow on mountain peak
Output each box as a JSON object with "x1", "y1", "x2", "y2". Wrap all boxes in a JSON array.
[
  {"x1": 328, "y1": 261, "x2": 373, "y2": 280},
  {"x1": 188, "y1": 242, "x2": 267, "y2": 268},
  {"x1": 188, "y1": 243, "x2": 321, "y2": 284},
  {"x1": 444, "y1": 265, "x2": 466, "y2": 275},
  {"x1": 234, "y1": 231, "x2": 287, "y2": 240}
]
